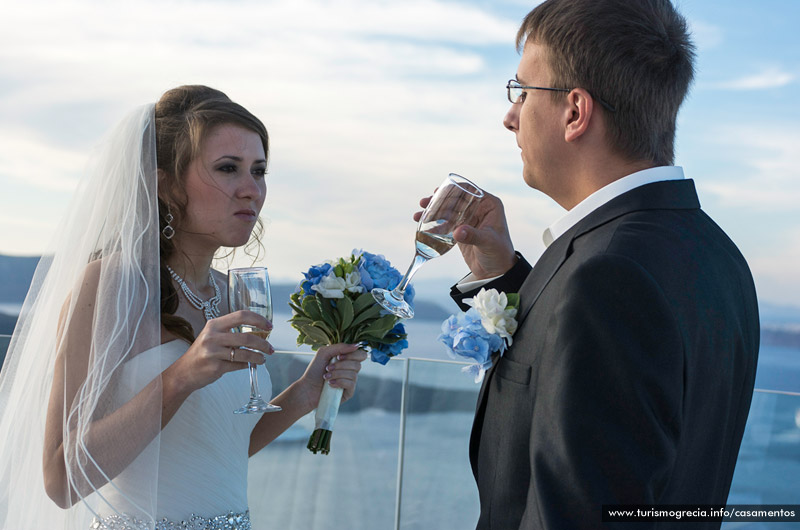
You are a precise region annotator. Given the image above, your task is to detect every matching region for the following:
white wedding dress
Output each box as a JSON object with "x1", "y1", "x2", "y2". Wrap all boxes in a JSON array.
[{"x1": 91, "y1": 340, "x2": 267, "y2": 530}]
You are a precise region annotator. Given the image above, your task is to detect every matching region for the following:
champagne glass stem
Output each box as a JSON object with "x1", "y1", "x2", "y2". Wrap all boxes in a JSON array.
[
  {"x1": 248, "y1": 364, "x2": 261, "y2": 399},
  {"x1": 392, "y1": 252, "x2": 429, "y2": 297}
]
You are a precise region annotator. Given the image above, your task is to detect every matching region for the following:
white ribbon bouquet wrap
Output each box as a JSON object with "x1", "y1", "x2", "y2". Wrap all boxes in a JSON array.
[{"x1": 289, "y1": 250, "x2": 413, "y2": 454}]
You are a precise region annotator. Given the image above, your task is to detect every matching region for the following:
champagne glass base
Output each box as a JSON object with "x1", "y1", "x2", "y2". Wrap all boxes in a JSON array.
[
  {"x1": 234, "y1": 398, "x2": 281, "y2": 414},
  {"x1": 371, "y1": 288, "x2": 414, "y2": 319}
]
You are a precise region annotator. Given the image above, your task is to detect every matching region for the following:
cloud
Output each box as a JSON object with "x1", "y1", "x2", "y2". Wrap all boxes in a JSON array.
[
  {"x1": 0, "y1": 128, "x2": 84, "y2": 191},
  {"x1": 697, "y1": 124, "x2": 800, "y2": 211},
  {"x1": 748, "y1": 228, "x2": 800, "y2": 306},
  {"x1": 0, "y1": 0, "x2": 524, "y2": 276},
  {"x1": 707, "y1": 68, "x2": 796, "y2": 91},
  {"x1": 686, "y1": 19, "x2": 724, "y2": 51}
]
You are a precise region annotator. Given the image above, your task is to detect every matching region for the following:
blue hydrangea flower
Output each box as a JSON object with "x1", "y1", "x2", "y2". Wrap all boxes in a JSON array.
[
  {"x1": 356, "y1": 250, "x2": 415, "y2": 307},
  {"x1": 438, "y1": 307, "x2": 510, "y2": 382},
  {"x1": 299, "y1": 262, "x2": 333, "y2": 297},
  {"x1": 371, "y1": 323, "x2": 408, "y2": 365},
  {"x1": 439, "y1": 309, "x2": 492, "y2": 363}
]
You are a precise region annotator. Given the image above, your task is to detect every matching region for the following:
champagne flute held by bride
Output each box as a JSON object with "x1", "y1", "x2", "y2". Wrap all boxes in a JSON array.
[{"x1": 228, "y1": 267, "x2": 281, "y2": 414}]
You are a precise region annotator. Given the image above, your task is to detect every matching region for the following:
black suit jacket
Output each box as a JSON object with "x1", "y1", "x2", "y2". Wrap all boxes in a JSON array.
[{"x1": 452, "y1": 180, "x2": 760, "y2": 529}]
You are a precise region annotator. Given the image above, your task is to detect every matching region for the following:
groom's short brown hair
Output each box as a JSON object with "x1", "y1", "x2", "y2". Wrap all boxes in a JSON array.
[{"x1": 517, "y1": 0, "x2": 695, "y2": 166}]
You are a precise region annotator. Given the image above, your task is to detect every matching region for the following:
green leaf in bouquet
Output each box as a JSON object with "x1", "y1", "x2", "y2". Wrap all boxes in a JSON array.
[
  {"x1": 290, "y1": 290, "x2": 304, "y2": 306},
  {"x1": 316, "y1": 295, "x2": 339, "y2": 330},
  {"x1": 300, "y1": 323, "x2": 333, "y2": 346},
  {"x1": 358, "y1": 333, "x2": 393, "y2": 344},
  {"x1": 352, "y1": 292, "x2": 376, "y2": 315},
  {"x1": 288, "y1": 293, "x2": 306, "y2": 314},
  {"x1": 289, "y1": 315, "x2": 314, "y2": 329},
  {"x1": 351, "y1": 303, "x2": 383, "y2": 327},
  {"x1": 302, "y1": 295, "x2": 323, "y2": 322},
  {"x1": 358, "y1": 314, "x2": 397, "y2": 339},
  {"x1": 337, "y1": 295, "x2": 354, "y2": 330}
]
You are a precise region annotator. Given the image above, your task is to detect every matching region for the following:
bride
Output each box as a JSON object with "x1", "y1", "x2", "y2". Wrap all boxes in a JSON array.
[{"x1": 0, "y1": 85, "x2": 367, "y2": 529}]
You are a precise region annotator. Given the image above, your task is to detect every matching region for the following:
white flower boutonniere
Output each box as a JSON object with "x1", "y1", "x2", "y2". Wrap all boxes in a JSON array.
[{"x1": 438, "y1": 288, "x2": 520, "y2": 383}]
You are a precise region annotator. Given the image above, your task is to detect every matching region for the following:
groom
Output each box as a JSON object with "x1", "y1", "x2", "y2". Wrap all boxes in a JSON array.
[{"x1": 435, "y1": 0, "x2": 760, "y2": 528}]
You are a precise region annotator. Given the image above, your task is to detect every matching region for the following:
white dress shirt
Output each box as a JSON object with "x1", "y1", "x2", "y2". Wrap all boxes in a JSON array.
[{"x1": 457, "y1": 166, "x2": 685, "y2": 292}]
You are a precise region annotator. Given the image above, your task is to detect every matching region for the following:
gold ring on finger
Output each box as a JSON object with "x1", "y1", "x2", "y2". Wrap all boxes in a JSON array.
[{"x1": 230, "y1": 349, "x2": 236, "y2": 362}]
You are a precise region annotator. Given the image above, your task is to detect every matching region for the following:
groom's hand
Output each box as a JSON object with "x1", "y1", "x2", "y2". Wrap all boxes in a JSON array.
[{"x1": 415, "y1": 191, "x2": 516, "y2": 280}]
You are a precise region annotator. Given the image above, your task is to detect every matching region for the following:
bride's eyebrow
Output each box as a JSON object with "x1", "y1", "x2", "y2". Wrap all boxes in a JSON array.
[
  {"x1": 213, "y1": 155, "x2": 242, "y2": 163},
  {"x1": 212, "y1": 155, "x2": 267, "y2": 164}
]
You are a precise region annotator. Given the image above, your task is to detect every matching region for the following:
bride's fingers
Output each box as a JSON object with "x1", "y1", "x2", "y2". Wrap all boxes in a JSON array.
[
  {"x1": 316, "y1": 343, "x2": 361, "y2": 365},
  {"x1": 226, "y1": 347, "x2": 266, "y2": 366},
  {"x1": 227, "y1": 332, "x2": 274, "y2": 355},
  {"x1": 332, "y1": 349, "x2": 368, "y2": 363},
  {"x1": 325, "y1": 352, "x2": 366, "y2": 388},
  {"x1": 223, "y1": 360, "x2": 254, "y2": 372},
  {"x1": 328, "y1": 374, "x2": 358, "y2": 400},
  {"x1": 209, "y1": 310, "x2": 272, "y2": 333},
  {"x1": 323, "y1": 361, "x2": 361, "y2": 381}
]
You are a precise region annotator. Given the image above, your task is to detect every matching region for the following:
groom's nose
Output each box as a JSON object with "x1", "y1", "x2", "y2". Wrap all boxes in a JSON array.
[{"x1": 504, "y1": 104, "x2": 519, "y2": 133}]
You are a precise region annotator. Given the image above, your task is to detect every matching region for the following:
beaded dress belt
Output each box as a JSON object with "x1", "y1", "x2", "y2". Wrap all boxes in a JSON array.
[{"x1": 90, "y1": 510, "x2": 250, "y2": 530}]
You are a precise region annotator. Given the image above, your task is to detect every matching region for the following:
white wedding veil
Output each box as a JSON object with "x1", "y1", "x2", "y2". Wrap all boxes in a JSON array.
[{"x1": 0, "y1": 104, "x2": 163, "y2": 529}]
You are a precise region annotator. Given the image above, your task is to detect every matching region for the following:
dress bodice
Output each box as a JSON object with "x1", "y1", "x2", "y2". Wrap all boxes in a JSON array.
[{"x1": 95, "y1": 340, "x2": 266, "y2": 523}]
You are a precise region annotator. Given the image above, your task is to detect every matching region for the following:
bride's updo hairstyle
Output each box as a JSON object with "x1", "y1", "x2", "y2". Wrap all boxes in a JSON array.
[{"x1": 154, "y1": 85, "x2": 269, "y2": 343}]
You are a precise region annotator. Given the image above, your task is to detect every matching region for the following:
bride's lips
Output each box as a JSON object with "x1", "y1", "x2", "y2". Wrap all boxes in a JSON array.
[{"x1": 234, "y1": 209, "x2": 257, "y2": 221}]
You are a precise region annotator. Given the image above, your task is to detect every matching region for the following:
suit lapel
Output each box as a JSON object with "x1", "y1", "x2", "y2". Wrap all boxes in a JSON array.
[
  {"x1": 469, "y1": 227, "x2": 575, "y2": 471},
  {"x1": 516, "y1": 226, "x2": 576, "y2": 322}
]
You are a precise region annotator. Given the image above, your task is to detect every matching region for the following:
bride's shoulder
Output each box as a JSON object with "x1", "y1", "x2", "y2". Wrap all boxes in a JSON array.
[
  {"x1": 70, "y1": 255, "x2": 152, "y2": 310},
  {"x1": 74, "y1": 259, "x2": 104, "y2": 299}
]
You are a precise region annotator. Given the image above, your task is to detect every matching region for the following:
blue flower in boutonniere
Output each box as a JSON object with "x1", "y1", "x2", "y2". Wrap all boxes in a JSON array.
[{"x1": 438, "y1": 288, "x2": 519, "y2": 383}]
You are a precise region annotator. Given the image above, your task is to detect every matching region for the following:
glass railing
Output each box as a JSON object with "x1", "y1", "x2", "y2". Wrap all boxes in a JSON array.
[
  {"x1": 1, "y1": 337, "x2": 798, "y2": 529},
  {"x1": 246, "y1": 351, "x2": 482, "y2": 530}
]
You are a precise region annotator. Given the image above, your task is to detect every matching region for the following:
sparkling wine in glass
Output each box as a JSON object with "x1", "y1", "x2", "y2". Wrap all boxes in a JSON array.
[
  {"x1": 372, "y1": 173, "x2": 484, "y2": 319},
  {"x1": 228, "y1": 267, "x2": 281, "y2": 414}
]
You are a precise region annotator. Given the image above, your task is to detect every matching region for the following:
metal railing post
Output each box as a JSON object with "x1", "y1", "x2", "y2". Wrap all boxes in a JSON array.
[{"x1": 394, "y1": 357, "x2": 411, "y2": 530}]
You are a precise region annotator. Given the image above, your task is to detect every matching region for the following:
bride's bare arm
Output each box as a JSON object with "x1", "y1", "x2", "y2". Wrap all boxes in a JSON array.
[{"x1": 42, "y1": 262, "x2": 271, "y2": 508}]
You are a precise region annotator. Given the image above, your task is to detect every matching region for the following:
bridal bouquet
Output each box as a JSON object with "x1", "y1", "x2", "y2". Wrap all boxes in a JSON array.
[
  {"x1": 289, "y1": 250, "x2": 413, "y2": 454},
  {"x1": 438, "y1": 288, "x2": 519, "y2": 383}
]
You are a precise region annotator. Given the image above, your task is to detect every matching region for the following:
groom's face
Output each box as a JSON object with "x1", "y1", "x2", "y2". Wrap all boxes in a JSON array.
[{"x1": 503, "y1": 42, "x2": 571, "y2": 202}]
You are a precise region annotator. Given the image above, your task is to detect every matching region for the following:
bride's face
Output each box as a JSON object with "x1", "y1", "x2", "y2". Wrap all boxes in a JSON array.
[{"x1": 180, "y1": 123, "x2": 267, "y2": 250}]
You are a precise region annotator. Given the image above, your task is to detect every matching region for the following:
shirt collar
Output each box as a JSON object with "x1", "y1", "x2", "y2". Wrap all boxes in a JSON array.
[{"x1": 542, "y1": 166, "x2": 685, "y2": 247}]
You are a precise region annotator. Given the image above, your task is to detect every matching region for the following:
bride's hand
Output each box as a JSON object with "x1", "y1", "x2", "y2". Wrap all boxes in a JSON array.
[
  {"x1": 164, "y1": 310, "x2": 273, "y2": 395},
  {"x1": 299, "y1": 343, "x2": 368, "y2": 409}
]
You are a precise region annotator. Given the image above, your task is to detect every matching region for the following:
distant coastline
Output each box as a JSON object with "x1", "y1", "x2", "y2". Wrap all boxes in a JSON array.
[
  {"x1": 2, "y1": 303, "x2": 799, "y2": 349},
  {"x1": 2, "y1": 253, "x2": 800, "y2": 349},
  {"x1": 761, "y1": 326, "x2": 800, "y2": 349}
]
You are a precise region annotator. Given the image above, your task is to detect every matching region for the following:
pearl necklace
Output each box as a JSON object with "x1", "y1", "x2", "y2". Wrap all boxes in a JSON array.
[{"x1": 166, "y1": 265, "x2": 221, "y2": 321}]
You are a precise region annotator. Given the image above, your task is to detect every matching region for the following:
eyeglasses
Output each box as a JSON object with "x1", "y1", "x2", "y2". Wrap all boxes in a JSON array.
[{"x1": 506, "y1": 79, "x2": 616, "y2": 113}]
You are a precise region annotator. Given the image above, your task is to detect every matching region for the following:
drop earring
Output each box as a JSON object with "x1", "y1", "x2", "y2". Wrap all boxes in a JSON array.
[{"x1": 162, "y1": 209, "x2": 175, "y2": 239}]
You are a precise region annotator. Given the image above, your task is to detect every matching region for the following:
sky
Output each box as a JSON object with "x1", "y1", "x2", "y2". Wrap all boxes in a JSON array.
[{"x1": 0, "y1": 0, "x2": 799, "y2": 309}]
